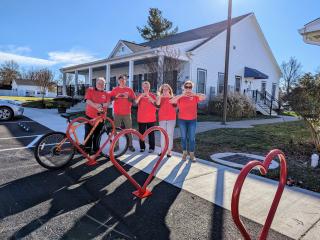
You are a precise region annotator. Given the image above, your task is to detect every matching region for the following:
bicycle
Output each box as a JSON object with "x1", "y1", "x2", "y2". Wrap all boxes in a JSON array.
[{"x1": 34, "y1": 110, "x2": 129, "y2": 170}]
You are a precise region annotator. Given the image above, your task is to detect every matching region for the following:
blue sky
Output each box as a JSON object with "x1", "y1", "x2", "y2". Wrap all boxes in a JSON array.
[{"x1": 0, "y1": 0, "x2": 319, "y2": 77}]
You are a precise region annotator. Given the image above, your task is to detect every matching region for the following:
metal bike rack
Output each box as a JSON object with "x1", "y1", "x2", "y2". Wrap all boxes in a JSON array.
[
  {"x1": 231, "y1": 149, "x2": 287, "y2": 240},
  {"x1": 109, "y1": 126, "x2": 169, "y2": 199}
]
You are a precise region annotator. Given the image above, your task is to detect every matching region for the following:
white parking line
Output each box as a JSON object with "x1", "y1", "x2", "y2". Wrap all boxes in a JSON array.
[
  {"x1": 0, "y1": 134, "x2": 41, "y2": 140},
  {"x1": 0, "y1": 146, "x2": 35, "y2": 152},
  {"x1": 27, "y1": 135, "x2": 43, "y2": 148},
  {"x1": 0, "y1": 134, "x2": 43, "y2": 152},
  {"x1": 0, "y1": 120, "x2": 34, "y2": 124}
]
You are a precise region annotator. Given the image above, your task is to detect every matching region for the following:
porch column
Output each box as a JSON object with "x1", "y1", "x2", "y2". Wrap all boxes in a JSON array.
[
  {"x1": 88, "y1": 67, "x2": 93, "y2": 86},
  {"x1": 105, "y1": 64, "x2": 110, "y2": 91},
  {"x1": 158, "y1": 55, "x2": 164, "y2": 87},
  {"x1": 62, "y1": 72, "x2": 67, "y2": 95},
  {"x1": 128, "y1": 60, "x2": 134, "y2": 88},
  {"x1": 74, "y1": 70, "x2": 78, "y2": 96}
]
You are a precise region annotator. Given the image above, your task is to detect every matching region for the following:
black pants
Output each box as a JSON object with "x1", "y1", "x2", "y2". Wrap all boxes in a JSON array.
[
  {"x1": 84, "y1": 121, "x2": 104, "y2": 154},
  {"x1": 138, "y1": 122, "x2": 155, "y2": 150}
]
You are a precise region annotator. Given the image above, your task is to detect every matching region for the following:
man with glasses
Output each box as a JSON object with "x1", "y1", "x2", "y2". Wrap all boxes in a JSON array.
[{"x1": 110, "y1": 75, "x2": 136, "y2": 152}]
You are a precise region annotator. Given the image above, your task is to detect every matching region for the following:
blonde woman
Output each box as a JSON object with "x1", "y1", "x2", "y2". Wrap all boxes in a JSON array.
[
  {"x1": 170, "y1": 80, "x2": 206, "y2": 162},
  {"x1": 156, "y1": 84, "x2": 176, "y2": 157}
]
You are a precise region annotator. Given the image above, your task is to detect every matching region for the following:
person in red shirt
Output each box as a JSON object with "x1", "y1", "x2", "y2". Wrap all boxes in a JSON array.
[
  {"x1": 170, "y1": 80, "x2": 206, "y2": 161},
  {"x1": 135, "y1": 81, "x2": 157, "y2": 153},
  {"x1": 110, "y1": 75, "x2": 136, "y2": 152},
  {"x1": 156, "y1": 84, "x2": 176, "y2": 157},
  {"x1": 84, "y1": 77, "x2": 110, "y2": 154}
]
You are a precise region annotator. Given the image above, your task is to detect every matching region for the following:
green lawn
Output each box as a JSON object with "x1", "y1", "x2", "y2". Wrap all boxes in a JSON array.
[{"x1": 173, "y1": 120, "x2": 320, "y2": 193}]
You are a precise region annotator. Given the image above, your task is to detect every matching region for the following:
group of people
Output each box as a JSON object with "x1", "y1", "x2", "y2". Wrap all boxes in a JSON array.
[{"x1": 84, "y1": 74, "x2": 206, "y2": 162}]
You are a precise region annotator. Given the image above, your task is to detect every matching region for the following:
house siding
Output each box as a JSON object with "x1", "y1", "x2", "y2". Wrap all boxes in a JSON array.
[{"x1": 190, "y1": 14, "x2": 281, "y2": 99}]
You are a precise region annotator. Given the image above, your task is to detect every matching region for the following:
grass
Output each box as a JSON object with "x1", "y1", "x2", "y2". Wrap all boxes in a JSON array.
[{"x1": 173, "y1": 120, "x2": 320, "y2": 193}]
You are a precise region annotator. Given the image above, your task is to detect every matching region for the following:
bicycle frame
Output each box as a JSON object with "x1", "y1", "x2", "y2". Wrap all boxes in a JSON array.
[{"x1": 63, "y1": 112, "x2": 116, "y2": 165}]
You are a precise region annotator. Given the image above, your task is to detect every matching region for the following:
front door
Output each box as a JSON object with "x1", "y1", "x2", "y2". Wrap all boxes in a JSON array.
[
  {"x1": 272, "y1": 83, "x2": 277, "y2": 99},
  {"x1": 261, "y1": 81, "x2": 266, "y2": 93}
]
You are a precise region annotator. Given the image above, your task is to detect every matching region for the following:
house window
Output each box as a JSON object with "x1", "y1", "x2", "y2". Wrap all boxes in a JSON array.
[
  {"x1": 218, "y1": 72, "x2": 224, "y2": 94},
  {"x1": 235, "y1": 76, "x2": 241, "y2": 92},
  {"x1": 110, "y1": 76, "x2": 117, "y2": 90},
  {"x1": 133, "y1": 74, "x2": 143, "y2": 93},
  {"x1": 197, "y1": 68, "x2": 207, "y2": 94},
  {"x1": 144, "y1": 72, "x2": 158, "y2": 92}
]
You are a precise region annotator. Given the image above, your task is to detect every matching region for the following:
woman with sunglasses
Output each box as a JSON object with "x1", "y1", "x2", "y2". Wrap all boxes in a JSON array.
[
  {"x1": 156, "y1": 84, "x2": 176, "y2": 158},
  {"x1": 170, "y1": 80, "x2": 206, "y2": 161}
]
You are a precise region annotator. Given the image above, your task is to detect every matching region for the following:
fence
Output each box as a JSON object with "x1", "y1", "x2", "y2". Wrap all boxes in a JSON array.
[{"x1": 0, "y1": 89, "x2": 14, "y2": 96}]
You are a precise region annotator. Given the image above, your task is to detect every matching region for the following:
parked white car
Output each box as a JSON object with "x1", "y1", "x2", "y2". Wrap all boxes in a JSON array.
[{"x1": 0, "y1": 99, "x2": 24, "y2": 120}]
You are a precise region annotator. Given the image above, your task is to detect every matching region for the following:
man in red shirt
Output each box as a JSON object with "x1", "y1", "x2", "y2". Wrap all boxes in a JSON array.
[
  {"x1": 110, "y1": 75, "x2": 136, "y2": 152},
  {"x1": 84, "y1": 77, "x2": 110, "y2": 154}
]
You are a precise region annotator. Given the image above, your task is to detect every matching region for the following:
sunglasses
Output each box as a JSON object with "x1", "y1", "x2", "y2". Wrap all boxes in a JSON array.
[{"x1": 184, "y1": 85, "x2": 192, "y2": 89}]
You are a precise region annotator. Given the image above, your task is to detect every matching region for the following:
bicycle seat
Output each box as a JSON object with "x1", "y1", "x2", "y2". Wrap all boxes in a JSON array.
[{"x1": 60, "y1": 112, "x2": 80, "y2": 122}]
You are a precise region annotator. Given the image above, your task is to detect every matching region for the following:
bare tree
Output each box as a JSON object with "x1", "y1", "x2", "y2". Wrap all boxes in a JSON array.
[
  {"x1": 144, "y1": 46, "x2": 185, "y2": 93},
  {"x1": 281, "y1": 57, "x2": 302, "y2": 95},
  {"x1": 0, "y1": 60, "x2": 20, "y2": 86},
  {"x1": 35, "y1": 69, "x2": 55, "y2": 104},
  {"x1": 21, "y1": 68, "x2": 39, "y2": 82}
]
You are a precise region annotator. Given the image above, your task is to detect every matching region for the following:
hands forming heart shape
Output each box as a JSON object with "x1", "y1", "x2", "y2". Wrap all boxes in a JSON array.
[
  {"x1": 109, "y1": 126, "x2": 169, "y2": 199},
  {"x1": 231, "y1": 149, "x2": 287, "y2": 240}
]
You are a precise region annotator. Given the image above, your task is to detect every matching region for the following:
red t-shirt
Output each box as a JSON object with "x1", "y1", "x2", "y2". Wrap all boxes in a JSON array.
[
  {"x1": 177, "y1": 95, "x2": 200, "y2": 120},
  {"x1": 137, "y1": 93, "x2": 157, "y2": 123},
  {"x1": 158, "y1": 97, "x2": 176, "y2": 121},
  {"x1": 85, "y1": 87, "x2": 110, "y2": 118},
  {"x1": 110, "y1": 86, "x2": 136, "y2": 115}
]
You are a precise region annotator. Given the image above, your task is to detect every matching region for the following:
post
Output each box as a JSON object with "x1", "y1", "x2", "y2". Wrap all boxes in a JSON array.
[
  {"x1": 222, "y1": 0, "x2": 232, "y2": 125},
  {"x1": 74, "y1": 70, "x2": 78, "y2": 96},
  {"x1": 158, "y1": 55, "x2": 164, "y2": 87},
  {"x1": 129, "y1": 60, "x2": 134, "y2": 88},
  {"x1": 62, "y1": 72, "x2": 67, "y2": 96},
  {"x1": 105, "y1": 64, "x2": 110, "y2": 91},
  {"x1": 88, "y1": 67, "x2": 93, "y2": 86}
]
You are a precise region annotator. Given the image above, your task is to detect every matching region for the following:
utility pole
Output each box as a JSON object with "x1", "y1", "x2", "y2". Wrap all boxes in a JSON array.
[{"x1": 222, "y1": 0, "x2": 232, "y2": 124}]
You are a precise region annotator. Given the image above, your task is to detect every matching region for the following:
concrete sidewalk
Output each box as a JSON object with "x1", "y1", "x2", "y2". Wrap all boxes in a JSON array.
[{"x1": 24, "y1": 108, "x2": 319, "y2": 239}]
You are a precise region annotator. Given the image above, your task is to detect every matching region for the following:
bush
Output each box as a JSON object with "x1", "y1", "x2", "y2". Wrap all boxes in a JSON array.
[{"x1": 208, "y1": 93, "x2": 256, "y2": 118}]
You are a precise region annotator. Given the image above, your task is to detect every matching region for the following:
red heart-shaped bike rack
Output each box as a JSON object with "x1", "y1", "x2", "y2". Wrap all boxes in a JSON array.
[
  {"x1": 109, "y1": 126, "x2": 169, "y2": 199},
  {"x1": 231, "y1": 149, "x2": 287, "y2": 240},
  {"x1": 66, "y1": 117, "x2": 114, "y2": 166}
]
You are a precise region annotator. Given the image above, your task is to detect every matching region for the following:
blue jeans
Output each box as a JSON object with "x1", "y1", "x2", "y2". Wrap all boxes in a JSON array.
[{"x1": 178, "y1": 119, "x2": 197, "y2": 152}]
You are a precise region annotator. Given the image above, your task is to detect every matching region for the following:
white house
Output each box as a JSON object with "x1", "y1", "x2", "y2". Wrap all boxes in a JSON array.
[
  {"x1": 61, "y1": 13, "x2": 281, "y2": 115},
  {"x1": 11, "y1": 79, "x2": 56, "y2": 97},
  {"x1": 299, "y1": 18, "x2": 320, "y2": 46}
]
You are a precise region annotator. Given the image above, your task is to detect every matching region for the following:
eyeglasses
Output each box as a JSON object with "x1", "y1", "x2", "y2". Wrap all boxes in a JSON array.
[{"x1": 184, "y1": 85, "x2": 192, "y2": 89}]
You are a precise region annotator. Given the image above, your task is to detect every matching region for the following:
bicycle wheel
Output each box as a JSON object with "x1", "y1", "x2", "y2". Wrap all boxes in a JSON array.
[
  {"x1": 34, "y1": 132, "x2": 75, "y2": 170},
  {"x1": 97, "y1": 127, "x2": 129, "y2": 158}
]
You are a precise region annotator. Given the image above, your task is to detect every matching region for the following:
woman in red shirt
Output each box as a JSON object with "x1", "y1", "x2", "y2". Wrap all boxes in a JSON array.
[
  {"x1": 135, "y1": 81, "x2": 157, "y2": 153},
  {"x1": 156, "y1": 84, "x2": 176, "y2": 157},
  {"x1": 170, "y1": 80, "x2": 206, "y2": 161},
  {"x1": 84, "y1": 77, "x2": 110, "y2": 154}
]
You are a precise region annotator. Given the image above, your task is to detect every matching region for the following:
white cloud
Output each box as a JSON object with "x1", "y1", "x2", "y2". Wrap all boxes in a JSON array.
[
  {"x1": 0, "y1": 47, "x2": 98, "y2": 68},
  {"x1": 0, "y1": 52, "x2": 55, "y2": 66},
  {"x1": 48, "y1": 50, "x2": 98, "y2": 67},
  {"x1": 0, "y1": 45, "x2": 32, "y2": 55}
]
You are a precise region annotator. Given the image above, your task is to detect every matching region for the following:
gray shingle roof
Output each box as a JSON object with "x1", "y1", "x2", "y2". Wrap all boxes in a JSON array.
[
  {"x1": 14, "y1": 79, "x2": 38, "y2": 86},
  {"x1": 141, "y1": 13, "x2": 252, "y2": 49},
  {"x1": 122, "y1": 40, "x2": 150, "y2": 52}
]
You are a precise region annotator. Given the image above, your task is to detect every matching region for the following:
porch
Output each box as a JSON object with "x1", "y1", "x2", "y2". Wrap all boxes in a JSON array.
[{"x1": 59, "y1": 50, "x2": 189, "y2": 97}]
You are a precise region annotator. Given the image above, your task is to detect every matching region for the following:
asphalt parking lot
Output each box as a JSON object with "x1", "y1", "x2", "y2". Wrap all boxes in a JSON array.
[{"x1": 0, "y1": 117, "x2": 292, "y2": 239}]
